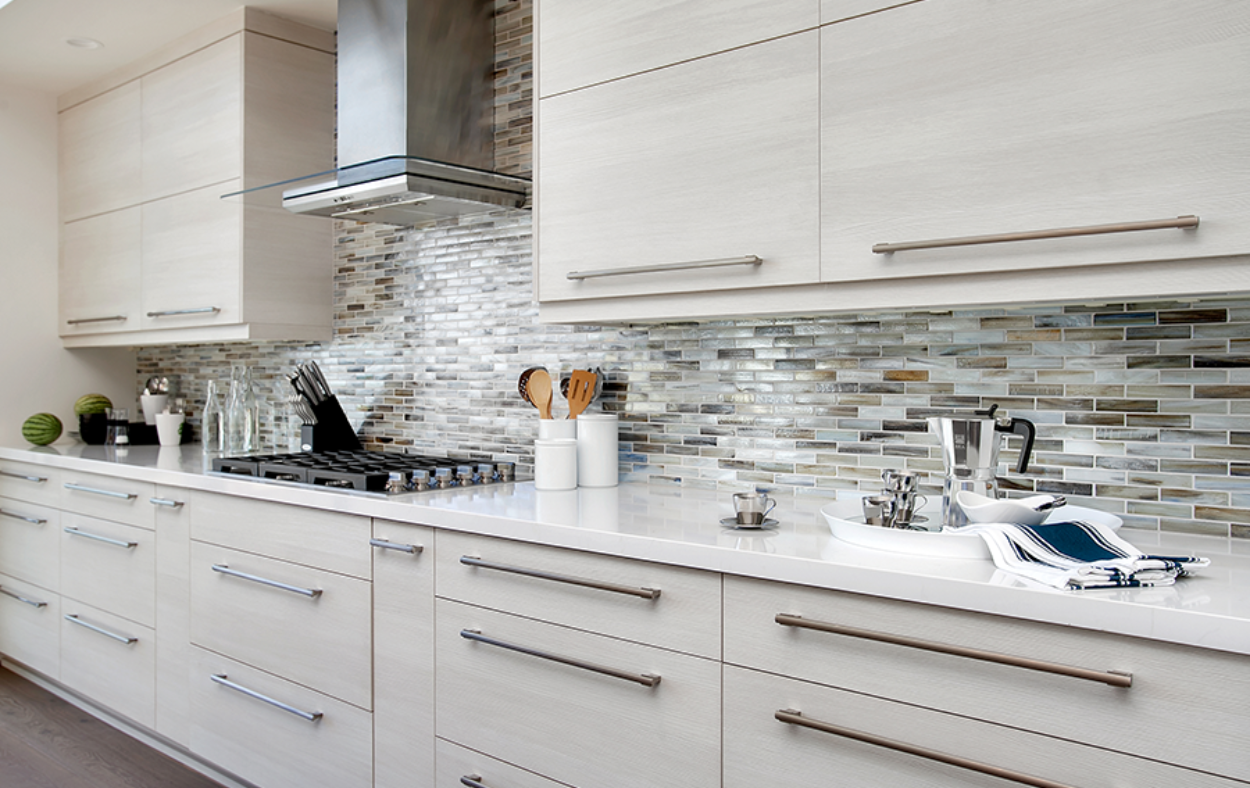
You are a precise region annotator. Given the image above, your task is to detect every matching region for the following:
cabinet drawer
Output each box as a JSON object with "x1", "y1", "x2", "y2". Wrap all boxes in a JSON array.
[
  {"x1": 189, "y1": 647, "x2": 372, "y2": 788},
  {"x1": 436, "y1": 600, "x2": 720, "y2": 788},
  {"x1": 60, "y1": 599, "x2": 155, "y2": 729},
  {"x1": 60, "y1": 472, "x2": 154, "y2": 528},
  {"x1": 0, "y1": 496, "x2": 60, "y2": 590},
  {"x1": 61, "y1": 513, "x2": 155, "y2": 628},
  {"x1": 0, "y1": 573, "x2": 60, "y2": 678},
  {"x1": 725, "y1": 665, "x2": 1243, "y2": 788},
  {"x1": 724, "y1": 576, "x2": 1249, "y2": 781},
  {"x1": 436, "y1": 738, "x2": 569, "y2": 788},
  {"x1": 190, "y1": 542, "x2": 371, "y2": 708},
  {"x1": 190, "y1": 491, "x2": 371, "y2": 579},
  {"x1": 437, "y1": 531, "x2": 721, "y2": 659},
  {"x1": 0, "y1": 462, "x2": 60, "y2": 507},
  {"x1": 373, "y1": 520, "x2": 435, "y2": 788}
]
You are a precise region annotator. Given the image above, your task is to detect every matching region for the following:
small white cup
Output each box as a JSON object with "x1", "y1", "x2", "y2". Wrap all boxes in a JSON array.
[
  {"x1": 140, "y1": 393, "x2": 168, "y2": 426},
  {"x1": 534, "y1": 438, "x2": 578, "y2": 491},
  {"x1": 155, "y1": 412, "x2": 185, "y2": 446}
]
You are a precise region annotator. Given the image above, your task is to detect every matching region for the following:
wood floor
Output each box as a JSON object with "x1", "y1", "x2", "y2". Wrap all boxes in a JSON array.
[{"x1": 0, "y1": 666, "x2": 223, "y2": 788}]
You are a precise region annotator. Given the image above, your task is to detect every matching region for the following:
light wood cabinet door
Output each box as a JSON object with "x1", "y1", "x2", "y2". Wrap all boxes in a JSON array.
[
  {"x1": 372, "y1": 520, "x2": 435, "y2": 788},
  {"x1": 536, "y1": 32, "x2": 819, "y2": 304},
  {"x1": 58, "y1": 81, "x2": 141, "y2": 222},
  {"x1": 538, "y1": 0, "x2": 817, "y2": 98},
  {"x1": 141, "y1": 35, "x2": 241, "y2": 202},
  {"x1": 0, "y1": 497, "x2": 59, "y2": 591},
  {"x1": 0, "y1": 573, "x2": 60, "y2": 679},
  {"x1": 436, "y1": 738, "x2": 570, "y2": 788},
  {"x1": 60, "y1": 513, "x2": 156, "y2": 629},
  {"x1": 59, "y1": 471, "x2": 154, "y2": 529},
  {"x1": 820, "y1": 0, "x2": 1250, "y2": 287},
  {"x1": 60, "y1": 600, "x2": 155, "y2": 729},
  {"x1": 0, "y1": 463, "x2": 60, "y2": 507},
  {"x1": 59, "y1": 208, "x2": 142, "y2": 338},
  {"x1": 153, "y1": 486, "x2": 191, "y2": 746}
]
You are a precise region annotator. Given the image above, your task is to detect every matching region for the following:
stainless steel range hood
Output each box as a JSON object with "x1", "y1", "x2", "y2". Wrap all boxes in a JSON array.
[{"x1": 282, "y1": 0, "x2": 530, "y2": 226}]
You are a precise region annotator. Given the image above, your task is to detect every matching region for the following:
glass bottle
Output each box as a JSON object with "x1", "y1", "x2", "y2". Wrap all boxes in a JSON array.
[
  {"x1": 225, "y1": 365, "x2": 246, "y2": 455},
  {"x1": 202, "y1": 379, "x2": 223, "y2": 455},
  {"x1": 240, "y1": 366, "x2": 259, "y2": 454}
]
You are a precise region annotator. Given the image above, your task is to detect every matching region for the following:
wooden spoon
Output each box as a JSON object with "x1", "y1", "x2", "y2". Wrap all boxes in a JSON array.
[
  {"x1": 518, "y1": 366, "x2": 546, "y2": 406},
  {"x1": 527, "y1": 369, "x2": 554, "y2": 419},
  {"x1": 566, "y1": 369, "x2": 597, "y2": 420}
]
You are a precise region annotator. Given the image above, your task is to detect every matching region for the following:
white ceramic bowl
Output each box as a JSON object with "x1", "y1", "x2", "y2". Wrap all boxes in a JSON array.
[{"x1": 955, "y1": 491, "x2": 1054, "y2": 525}]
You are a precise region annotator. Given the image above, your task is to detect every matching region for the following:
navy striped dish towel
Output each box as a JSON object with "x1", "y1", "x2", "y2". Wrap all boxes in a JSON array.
[{"x1": 947, "y1": 520, "x2": 1209, "y2": 590}]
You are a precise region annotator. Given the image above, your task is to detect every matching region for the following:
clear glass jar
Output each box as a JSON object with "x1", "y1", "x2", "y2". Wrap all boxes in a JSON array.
[{"x1": 202, "y1": 379, "x2": 223, "y2": 455}]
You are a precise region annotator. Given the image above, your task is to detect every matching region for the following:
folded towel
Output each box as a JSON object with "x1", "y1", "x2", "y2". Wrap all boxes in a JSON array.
[{"x1": 947, "y1": 520, "x2": 1209, "y2": 590}]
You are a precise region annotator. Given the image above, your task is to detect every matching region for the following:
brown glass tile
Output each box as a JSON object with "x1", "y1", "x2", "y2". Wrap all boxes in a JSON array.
[{"x1": 1159, "y1": 309, "x2": 1227, "y2": 324}]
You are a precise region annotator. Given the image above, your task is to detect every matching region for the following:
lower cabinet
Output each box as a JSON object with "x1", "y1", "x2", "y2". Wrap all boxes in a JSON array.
[
  {"x1": 436, "y1": 738, "x2": 570, "y2": 788},
  {"x1": 0, "y1": 572, "x2": 60, "y2": 678},
  {"x1": 60, "y1": 599, "x2": 156, "y2": 728}
]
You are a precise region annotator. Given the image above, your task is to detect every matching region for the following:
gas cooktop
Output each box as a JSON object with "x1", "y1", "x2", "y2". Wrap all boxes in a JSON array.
[{"x1": 211, "y1": 450, "x2": 515, "y2": 495}]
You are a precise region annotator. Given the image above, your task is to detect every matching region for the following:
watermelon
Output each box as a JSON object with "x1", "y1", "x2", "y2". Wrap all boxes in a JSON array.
[
  {"x1": 22, "y1": 413, "x2": 63, "y2": 446},
  {"x1": 74, "y1": 393, "x2": 112, "y2": 416}
]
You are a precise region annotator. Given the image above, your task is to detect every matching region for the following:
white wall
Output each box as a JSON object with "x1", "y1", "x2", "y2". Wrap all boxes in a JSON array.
[{"x1": 0, "y1": 84, "x2": 134, "y2": 446}]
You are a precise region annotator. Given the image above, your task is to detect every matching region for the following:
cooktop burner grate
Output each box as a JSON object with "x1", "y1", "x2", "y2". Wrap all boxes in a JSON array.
[{"x1": 211, "y1": 450, "x2": 514, "y2": 494}]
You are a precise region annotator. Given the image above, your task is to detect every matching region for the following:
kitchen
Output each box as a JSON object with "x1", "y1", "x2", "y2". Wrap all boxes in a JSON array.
[{"x1": 1, "y1": 0, "x2": 1248, "y2": 787}]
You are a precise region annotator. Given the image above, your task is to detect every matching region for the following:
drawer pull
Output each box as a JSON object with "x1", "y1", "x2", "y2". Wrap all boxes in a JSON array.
[
  {"x1": 0, "y1": 585, "x2": 47, "y2": 608},
  {"x1": 211, "y1": 564, "x2": 322, "y2": 598},
  {"x1": 149, "y1": 497, "x2": 184, "y2": 508},
  {"x1": 0, "y1": 508, "x2": 47, "y2": 525},
  {"x1": 460, "y1": 776, "x2": 487, "y2": 788},
  {"x1": 567, "y1": 255, "x2": 762, "y2": 281},
  {"x1": 872, "y1": 214, "x2": 1199, "y2": 254},
  {"x1": 775, "y1": 613, "x2": 1132, "y2": 688},
  {"x1": 66, "y1": 314, "x2": 127, "y2": 325},
  {"x1": 461, "y1": 629, "x2": 661, "y2": 688},
  {"x1": 64, "y1": 614, "x2": 137, "y2": 644},
  {"x1": 0, "y1": 469, "x2": 47, "y2": 483},
  {"x1": 64, "y1": 526, "x2": 137, "y2": 549},
  {"x1": 64, "y1": 482, "x2": 138, "y2": 500},
  {"x1": 370, "y1": 537, "x2": 423, "y2": 554},
  {"x1": 460, "y1": 556, "x2": 661, "y2": 600},
  {"x1": 146, "y1": 306, "x2": 221, "y2": 317},
  {"x1": 776, "y1": 709, "x2": 1076, "y2": 788},
  {"x1": 210, "y1": 674, "x2": 323, "y2": 722}
]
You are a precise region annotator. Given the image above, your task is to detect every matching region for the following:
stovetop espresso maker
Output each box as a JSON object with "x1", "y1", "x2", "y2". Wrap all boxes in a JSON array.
[{"x1": 928, "y1": 405, "x2": 1036, "y2": 527}]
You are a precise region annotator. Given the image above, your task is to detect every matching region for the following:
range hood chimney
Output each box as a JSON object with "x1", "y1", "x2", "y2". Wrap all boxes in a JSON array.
[{"x1": 283, "y1": 0, "x2": 529, "y2": 226}]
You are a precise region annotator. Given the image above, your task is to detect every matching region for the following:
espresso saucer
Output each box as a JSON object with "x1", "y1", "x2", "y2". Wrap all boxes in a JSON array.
[{"x1": 721, "y1": 517, "x2": 779, "y2": 530}]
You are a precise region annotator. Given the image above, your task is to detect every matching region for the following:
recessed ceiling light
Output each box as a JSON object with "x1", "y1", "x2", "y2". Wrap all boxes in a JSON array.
[{"x1": 66, "y1": 37, "x2": 103, "y2": 50}]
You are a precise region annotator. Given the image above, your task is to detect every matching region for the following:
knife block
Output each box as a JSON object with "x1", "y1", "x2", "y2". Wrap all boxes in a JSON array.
[{"x1": 299, "y1": 396, "x2": 362, "y2": 452}]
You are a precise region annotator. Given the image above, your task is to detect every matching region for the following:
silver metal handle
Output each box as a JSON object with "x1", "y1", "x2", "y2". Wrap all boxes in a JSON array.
[
  {"x1": 776, "y1": 709, "x2": 1076, "y2": 788},
  {"x1": 146, "y1": 306, "x2": 221, "y2": 317},
  {"x1": 872, "y1": 215, "x2": 1199, "y2": 254},
  {"x1": 460, "y1": 556, "x2": 660, "y2": 600},
  {"x1": 0, "y1": 469, "x2": 47, "y2": 483},
  {"x1": 0, "y1": 508, "x2": 47, "y2": 525},
  {"x1": 460, "y1": 629, "x2": 661, "y2": 687},
  {"x1": 64, "y1": 526, "x2": 137, "y2": 549},
  {"x1": 64, "y1": 614, "x2": 137, "y2": 644},
  {"x1": 775, "y1": 613, "x2": 1132, "y2": 688},
  {"x1": 370, "y1": 537, "x2": 423, "y2": 554},
  {"x1": 0, "y1": 585, "x2": 47, "y2": 608},
  {"x1": 66, "y1": 314, "x2": 127, "y2": 325},
  {"x1": 149, "y1": 497, "x2": 184, "y2": 508},
  {"x1": 567, "y1": 255, "x2": 762, "y2": 281},
  {"x1": 211, "y1": 564, "x2": 322, "y2": 598},
  {"x1": 461, "y1": 776, "x2": 487, "y2": 788},
  {"x1": 331, "y1": 195, "x2": 434, "y2": 218},
  {"x1": 64, "y1": 482, "x2": 138, "y2": 500},
  {"x1": 210, "y1": 674, "x2": 323, "y2": 722}
]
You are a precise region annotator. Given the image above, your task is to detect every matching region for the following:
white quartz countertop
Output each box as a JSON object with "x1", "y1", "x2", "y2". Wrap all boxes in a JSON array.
[{"x1": 5, "y1": 443, "x2": 1249, "y2": 656}]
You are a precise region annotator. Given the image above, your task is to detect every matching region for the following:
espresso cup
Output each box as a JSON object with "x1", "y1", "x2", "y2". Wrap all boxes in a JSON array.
[{"x1": 732, "y1": 491, "x2": 776, "y2": 525}]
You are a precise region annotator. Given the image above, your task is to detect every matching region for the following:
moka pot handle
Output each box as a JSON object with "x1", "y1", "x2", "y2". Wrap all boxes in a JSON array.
[{"x1": 996, "y1": 417, "x2": 1036, "y2": 474}]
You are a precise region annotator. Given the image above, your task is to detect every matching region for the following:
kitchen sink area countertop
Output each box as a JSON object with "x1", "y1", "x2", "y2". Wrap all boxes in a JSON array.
[{"x1": 4, "y1": 443, "x2": 1248, "y2": 656}]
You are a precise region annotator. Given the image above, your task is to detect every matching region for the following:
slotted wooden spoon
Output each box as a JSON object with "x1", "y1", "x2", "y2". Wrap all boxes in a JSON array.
[
  {"x1": 527, "y1": 368, "x2": 554, "y2": 419},
  {"x1": 566, "y1": 369, "x2": 597, "y2": 420}
]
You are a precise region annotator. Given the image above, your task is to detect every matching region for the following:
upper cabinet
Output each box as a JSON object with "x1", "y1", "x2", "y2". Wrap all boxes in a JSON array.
[
  {"x1": 534, "y1": 0, "x2": 1250, "y2": 324},
  {"x1": 58, "y1": 10, "x2": 335, "y2": 347}
]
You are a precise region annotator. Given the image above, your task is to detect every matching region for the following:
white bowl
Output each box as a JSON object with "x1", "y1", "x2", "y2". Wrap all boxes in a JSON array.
[
  {"x1": 955, "y1": 491, "x2": 1054, "y2": 525},
  {"x1": 820, "y1": 497, "x2": 990, "y2": 560}
]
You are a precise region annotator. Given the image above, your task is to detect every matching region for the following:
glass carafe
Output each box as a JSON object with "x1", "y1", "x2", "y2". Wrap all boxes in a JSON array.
[{"x1": 202, "y1": 379, "x2": 223, "y2": 454}]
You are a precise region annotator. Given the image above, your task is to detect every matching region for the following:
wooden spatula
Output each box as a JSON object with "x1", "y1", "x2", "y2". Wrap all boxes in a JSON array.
[
  {"x1": 566, "y1": 369, "x2": 597, "y2": 419},
  {"x1": 528, "y1": 368, "x2": 554, "y2": 419}
]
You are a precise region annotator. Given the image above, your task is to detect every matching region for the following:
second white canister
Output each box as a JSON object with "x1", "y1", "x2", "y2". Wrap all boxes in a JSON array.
[
  {"x1": 576, "y1": 413, "x2": 619, "y2": 487},
  {"x1": 534, "y1": 438, "x2": 578, "y2": 491}
]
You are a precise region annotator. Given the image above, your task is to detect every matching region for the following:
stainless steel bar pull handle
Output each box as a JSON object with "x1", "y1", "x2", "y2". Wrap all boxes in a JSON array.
[
  {"x1": 211, "y1": 564, "x2": 322, "y2": 598},
  {"x1": 66, "y1": 314, "x2": 127, "y2": 325},
  {"x1": 567, "y1": 255, "x2": 762, "y2": 281},
  {"x1": 461, "y1": 629, "x2": 661, "y2": 688},
  {"x1": 65, "y1": 614, "x2": 138, "y2": 644},
  {"x1": 64, "y1": 482, "x2": 138, "y2": 500},
  {"x1": 872, "y1": 215, "x2": 1199, "y2": 254},
  {"x1": 64, "y1": 526, "x2": 138, "y2": 549},
  {"x1": 146, "y1": 306, "x2": 222, "y2": 317},
  {"x1": 776, "y1": 709, "x2": 1076, "y2": 788},
  {"x1": 0, "y1": 508, "x2": 47, "y2": 525},
  {"x1": 0, "y1": 469, "x2": 47, "y2": 483},
  {"x1": 370, "y1": 537, "x2": 423, "y2": 554},
  {"x1": 460, "y1": 775, "x2": 488, "y2": 788},
  {"x1": 210, "y1": 674, "x2": 322, "y2": 722},
  {"x1": 775, "y1": 613, "x2": 1131, "y2": 688},
  {"x1": 0, "y1": 585, "x2": 47, "y2": 608},
  {"x1": 149, "y1": 497, "x2": 184, "y2": 508},
  {"x1": 460, "y1": 556, "x2": 660, "y2": 600}
]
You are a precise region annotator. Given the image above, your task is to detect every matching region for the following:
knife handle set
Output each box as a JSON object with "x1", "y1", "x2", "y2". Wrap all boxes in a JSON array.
[{"x1": 288, "y1": 362, "x2": 362, "y2": 453}]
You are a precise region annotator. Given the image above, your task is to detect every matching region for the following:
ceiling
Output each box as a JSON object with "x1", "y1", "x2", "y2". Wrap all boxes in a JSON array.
[{"x1": 0, "y1": 0, "x2": 337, "y2": 95}]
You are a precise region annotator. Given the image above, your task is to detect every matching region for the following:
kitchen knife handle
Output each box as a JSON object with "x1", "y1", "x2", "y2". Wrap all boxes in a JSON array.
[
  {"x1": 146, "y1": 306, "x2": 221, "y2": 317},
  {"x1": 211, "y1": 564, "x2": 322, "y2": 598},
  {"x1": 210, "y1": 674, "x2": 322, "y2": 722},
  {"x1": 567, "y1": 255, "x2": 761, "y2": 280},
  {"x1": 460, "y1": 629, "x2": 661, "y2": 687},
  {"x1": 775, "y1": 613, "x2": 1132, "y2": 687},
  {"x1": 460, "y1": 555, "x2": 660, "y2": 599},
  {"x1": 775, "y1": 709, "x2": 1077, "y2": 788},
  {"x1": 872, "y1": 214, "x2": 1198, "y2": 254}
]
